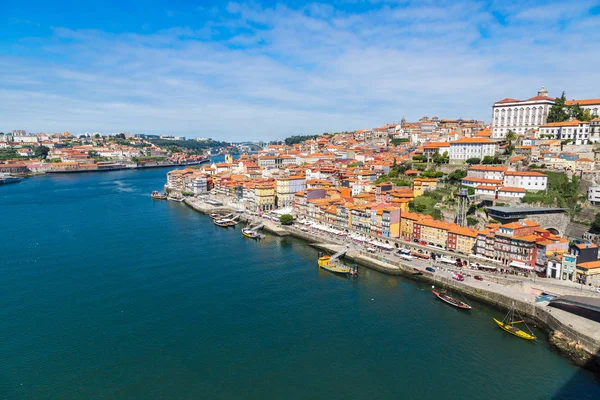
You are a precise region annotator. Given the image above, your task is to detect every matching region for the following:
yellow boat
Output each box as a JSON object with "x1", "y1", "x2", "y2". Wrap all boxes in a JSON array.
[
  {"x1": 317, "y1": 256, "x2": 354, "y2": 275},
  {"x1": 493, "y1": 318, "x2": 536, "y2": 341}
]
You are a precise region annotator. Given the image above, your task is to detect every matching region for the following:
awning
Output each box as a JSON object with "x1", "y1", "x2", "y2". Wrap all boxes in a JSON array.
[{"x1": 510, "y1": 261, "x2": 534, "y2": 270}]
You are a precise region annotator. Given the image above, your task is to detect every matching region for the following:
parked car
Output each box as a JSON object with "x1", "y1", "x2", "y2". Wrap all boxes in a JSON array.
[
  {"x1": 418, "y1": 240, "x2": 427, "y2": 246},
  {"x1": 426, "y1": 267, "x2": 436, "y2": 273},
  {"x1": 456, "y1": 261, "x2": 463, "y2": 267},
  {"x1": 413, "y1": 239, "x2": 419, "y2": 243},
  {"x1": 453, "y1": 273, "x2": 464, "y2": 282},
  {"x1": 474, "y1": 275, "x2": 484, "y2": 281}
]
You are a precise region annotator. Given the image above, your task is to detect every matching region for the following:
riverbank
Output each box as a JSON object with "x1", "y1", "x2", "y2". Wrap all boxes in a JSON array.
[{"x1": 182, "y1": 197, "x2": 600, "y2": 374}]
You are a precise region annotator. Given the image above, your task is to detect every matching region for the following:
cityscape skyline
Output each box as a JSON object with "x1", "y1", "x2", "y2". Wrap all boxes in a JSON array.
[{"x1": 2, "y1": 0, "x2": 600, "y2": 140}]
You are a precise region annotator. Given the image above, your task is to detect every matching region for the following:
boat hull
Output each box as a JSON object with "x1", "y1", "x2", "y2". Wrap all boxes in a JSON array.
[
  {"x1": 320, "y1": 264, "x2": 353, "y2": 275},
  {"x1": 493, "y1": 318, "x2": 536, "y2": 340},
  {"x1": 432, "y1": 290, "x2": 472, "y2": 310}
]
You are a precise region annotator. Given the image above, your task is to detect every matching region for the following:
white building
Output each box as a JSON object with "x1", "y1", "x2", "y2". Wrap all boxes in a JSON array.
[
  {"x1": 192, "y1": 176, "x2": 208, "y2": 195},
  {"x1": 467, "y1": 166, "x2": 508, "y2": 181},
  {"x1": 503, "y1": 171, "x2": 547, "y2": 191},
  {"x1": 497, "y1": 187, "x2": 526, "y2": 198},
  {"x1": 588, "y1": 186, "x2": 600, "y2": 206},
  {"x1": 491, "y1": 87, "x2": 554, "y2": 139},
  {"x1": 448, "y1": 138, "x2": 496, "y2": 162},
  {"x1": 538, "y1": 120, "x2": 591, "y2": 144},
  {"x1": 565, "y1": 99, "x2": 600, "y2": 118}
]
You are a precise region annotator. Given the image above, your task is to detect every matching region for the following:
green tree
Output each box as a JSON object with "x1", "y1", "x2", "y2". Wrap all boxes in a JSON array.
[
  {"x1": 33, "y1": 145, "x2": 50, "y2": 159},
  {"x1": 412, "y1": 154, "x2": 426, "y2": 162},
  {"x1": 466, "y1": 157, "x2": 481, "y2": 165},
  {"x1": 433, "y1": 151, "x2": 449, "y2": 164},
  {"x1": 482, "y1": 155, "x2": 500, "y2": 164},
  {"x1": 591, "y1": 213, "x2": 600, "y2": 234},
  {"x1": 94, "y1": 133, "x2": 101, "y2": 139},
  {"x1": 114, "y1": 133, "x2": 126, "y2": 139},
  {"x1": 279, "y1": 214, "x2": 294, "y2": 225},
  {"x1": 547, "y1": 92, "x2": 569, "y2": 123},
  {"x1": 568, "y1": 103, "x2": 584, "y2": 121},
  {"x1": 580, "y1": 108, "x2": 596, "y2": 121},
  {"x1": 505, "y1": 130, "x2": 517, "y2": 146},
  {"x1": 447, "y1": 169, "x2": 467, "y2": 184},
  {"x1": 467, "y1": 216, "x2": 478, "y2": 226}
]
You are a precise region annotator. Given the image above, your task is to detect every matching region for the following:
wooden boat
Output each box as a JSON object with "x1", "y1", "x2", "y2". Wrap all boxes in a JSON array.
[
  {"x1": 214, "y1": 218, "x2": 236, "y2": 227},
  {"x1": 210, "y1": 213, "x2": 226, "y2": 220},
  {"x1": 493, "y1": 306, "x2": 536, "y2": 340},
  {"x1": 151, "y1": 190, "x2": 167, "y2": 200},
  {"x1": 317, "y1": 255, "x2": 354, "y2": 276},
  {"x1": 432, "y1": 289, "x2": 472, "y2": 310},
  {"x1": 242, "y1": 228, "x2": 260, "y2": 239},
  {"x1": 493, "y1": 319, "x2": 536, "y2": 340}
]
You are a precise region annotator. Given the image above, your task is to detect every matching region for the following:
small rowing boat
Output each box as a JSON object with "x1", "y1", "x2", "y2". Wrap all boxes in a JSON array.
[{"x1": 432, "y1": 289, "x2": 472, "y2": 310}]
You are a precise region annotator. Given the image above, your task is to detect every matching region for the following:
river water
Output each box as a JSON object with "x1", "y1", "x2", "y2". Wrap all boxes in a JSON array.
[{"x1": 1, "y1": 168, "x2": 599, "y2": 399}]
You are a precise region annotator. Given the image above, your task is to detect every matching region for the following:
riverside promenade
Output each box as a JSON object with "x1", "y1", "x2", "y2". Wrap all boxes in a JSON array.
[{"x1": 182, "y1": 196, "x2": 600, "y2": 372}]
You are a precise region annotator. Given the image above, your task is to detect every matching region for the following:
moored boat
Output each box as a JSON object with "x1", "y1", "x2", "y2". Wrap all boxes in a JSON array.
[
  {"x1": 242, "y1": 228, "x2": 260, "y2": 239},
  {"x1": 432, "y1": 289, "x2": 472, "y2": 310},
  {"x1": 0, "y1": 176, "x2": 22, "y2": 185},
  {"x1": 317, "y1": 255, "x2": 355, "y2": 276},
  {"x1": 493, "y1": 305, "x2": 536, "y2": 340},
  {"x1": 151, "y1": 190, "x2": 167, "y2": 200},
  {"x1": 214, "y1": 218, "x2": 237, "y2": 227}
]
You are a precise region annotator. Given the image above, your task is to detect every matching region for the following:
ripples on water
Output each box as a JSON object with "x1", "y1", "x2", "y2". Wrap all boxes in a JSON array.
[{"x1": 0, "y1": 169, "x2": 599, "y2": 400}]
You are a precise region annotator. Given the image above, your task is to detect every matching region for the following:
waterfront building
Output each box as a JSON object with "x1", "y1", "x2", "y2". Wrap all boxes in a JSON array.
[
  {"x1": 254, "y1": 182, "x2": 276, "y2": 211},
  {"x1": 382, "y1": 207, "x2": 401, "y2": 238},
  {"x1": 569, "y1": 243, "x2": 598, "y2": 263},
  {"x1": 416, "y1": 219, "x2": 451, "y2": 248},
  {"x1": 192, "y1": 175, "x2": 208, "y2": 195},
  {"x1": 575, "y1": 260, "x2": 600, "y2": 285},
  {"x1": 447, "y1": 226, "x2": 479, "y2": 255},
  {"x1": 448, "y1": 138, "x2": 496, "y2": 162},
  {"x1": 546, "y1": 253, "x2": 578, "y2": 281},
  {"x1": 276, "y1": 175, "x2": 306, "y2": 208}
]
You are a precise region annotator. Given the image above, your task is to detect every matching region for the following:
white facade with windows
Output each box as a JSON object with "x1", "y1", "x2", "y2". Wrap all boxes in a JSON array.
[
  {"x1": 588, "y1": 186, "x2": 600, "y2": 206},
  {"x1": 491, "y1": 87, "x2": 554, "y2": 139},
  {"x1": 449, "y1": 138, "x2": 496, "y2": 162},
  {"x1": 539, "y1": 121, "x2": 591, "y2": 144},
  {"x1": 502, "y1": 172, "x2": 547, "y2": 191}
]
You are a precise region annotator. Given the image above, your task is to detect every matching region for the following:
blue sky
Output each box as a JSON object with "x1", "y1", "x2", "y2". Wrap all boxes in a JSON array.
[{"x1": 2, "y1": 0, "x2": 600, "y2": 140}]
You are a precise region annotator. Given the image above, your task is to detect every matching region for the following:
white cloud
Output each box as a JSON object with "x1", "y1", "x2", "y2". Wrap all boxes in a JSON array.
[{"x1": 1, "y1": 0, "x2": 599, "y2": 139}]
